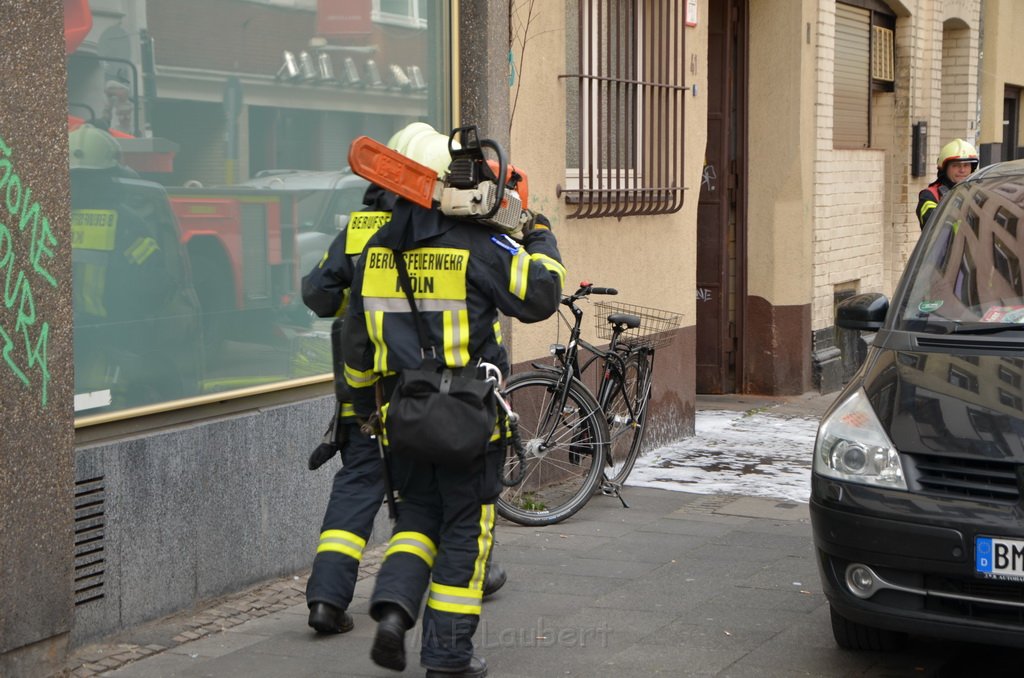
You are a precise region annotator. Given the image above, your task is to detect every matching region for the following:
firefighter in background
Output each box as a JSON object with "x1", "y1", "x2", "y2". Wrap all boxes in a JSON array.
[
  {"x1": 916, "y1": 138, "x2": 979, "y2": 229},
  {"x1": 70, "y1": 123, "x2": 200, "y2": 409},
  {"x1": 341, "y1": 125, "x2": 565, "y2": 677},
  {"x1": 301, "y1": 124, "x2": 508, "y2": 636}
]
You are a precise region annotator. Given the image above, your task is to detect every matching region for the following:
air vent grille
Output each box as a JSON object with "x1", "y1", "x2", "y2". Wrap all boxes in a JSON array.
[
  {"x1": 872, "y1": 26, "x2": 894, "y2": 82},
  {"x1": 74, "y1": 476, "x2": 106, "y2": 606}
]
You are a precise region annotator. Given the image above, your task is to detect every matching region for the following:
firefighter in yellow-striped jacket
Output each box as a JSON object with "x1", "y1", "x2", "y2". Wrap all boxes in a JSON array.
[
  {"x1": 300, "y1": 182, "x2": 396, "y2": 636},
  {"x1": 70, "y1": 123, "x2": 201, "y2": 410},
  {"x1": 341, "y1": 127, "x2": 565, "y2": 677},
  {"x1": 916, "y1": 138, "x2": 979, "y2": 230}
]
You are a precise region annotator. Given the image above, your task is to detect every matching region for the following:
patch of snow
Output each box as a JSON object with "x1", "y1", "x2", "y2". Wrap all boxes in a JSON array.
[{"x1": 628, "y1": 410, "x2": 820, "y2": 503}]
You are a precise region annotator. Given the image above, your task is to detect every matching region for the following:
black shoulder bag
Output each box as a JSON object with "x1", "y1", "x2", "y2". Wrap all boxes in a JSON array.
[{"x1": 384, "y1": 250, "x2": 498, "y2": 466}]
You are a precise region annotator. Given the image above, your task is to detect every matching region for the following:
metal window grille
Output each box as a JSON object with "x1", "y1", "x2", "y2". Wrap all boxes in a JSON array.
[{"x1": 561, "y1": 0, "x2": 686, "y2": 219}]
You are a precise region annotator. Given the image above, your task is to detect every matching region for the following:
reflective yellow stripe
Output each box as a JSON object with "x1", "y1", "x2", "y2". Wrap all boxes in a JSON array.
[
  {"x1": 339, "y1": 402, "x2": 356, "y2": 418},
  {"x1": 384, "y1": 531, "x2": 437, "y2": 568},
  {"x1": 316, "y1": 529, "x2": 366, "y2": 561},
  {"x1": 471, "y1": 504, "x2": 495, "y2": 591},
  {"x1": 489, "y1": 415, "x2": 510, "y2": 442},
  {"x1": 919, "y1": 200, "x2": 937, "y2": 223},
  {"x1": 508, "y1": 250, "x2": 529, "y2": 299},
  {"x1": 492, "y1": 319, "x2": 503, "y2": 345},
  {"x1": 124, "y1": 236, "x2": 159, "y2": 265},
  {"x1": 427, "y1": 581, "x2": 483, "y2": 616},
  {"x1": 442, "y1": 309, "x2": 470, "y2": 367},
  {"x1": 368, "y1": 310, "x2": 388, "y2": 374},
  {"x1": 344, "y1": 363, "x2": 376, "y2": 388},
  {"x1": 76, "y1": 263, "x2": 108, "y2": 317},
  {"x1": 530, "y1": 252, "x2": 566, "y2": 288},
  {"x1": 335, "y1": 289, "x2": 350, "y2": 318}
]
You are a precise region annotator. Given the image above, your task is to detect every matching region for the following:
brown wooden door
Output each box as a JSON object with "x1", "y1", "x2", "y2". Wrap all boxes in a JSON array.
[{"x1": 696, "y1": 0, "x2": 746, "y2": 393}]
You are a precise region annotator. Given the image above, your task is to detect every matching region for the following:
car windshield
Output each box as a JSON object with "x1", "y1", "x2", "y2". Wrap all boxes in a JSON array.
[{"x1": 892, "y1": 170, "x2": 1024, "y2": 334}]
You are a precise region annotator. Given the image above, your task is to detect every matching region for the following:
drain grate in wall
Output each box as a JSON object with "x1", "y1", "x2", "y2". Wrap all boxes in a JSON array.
[{"x1": 74, "y1": 475, "x2": 106, "y2": 606}]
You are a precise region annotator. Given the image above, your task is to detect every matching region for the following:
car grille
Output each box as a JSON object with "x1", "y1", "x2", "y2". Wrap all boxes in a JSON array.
[
  {"x1": 828, "y1": 556, "x2": 1024, "y2": 629},
  {"x1": 908, "y1": 454, "x2": 1021, "y2": 503},
  {"x1": 924, "y1": 574, "x2": 1024, "y2": 625}
]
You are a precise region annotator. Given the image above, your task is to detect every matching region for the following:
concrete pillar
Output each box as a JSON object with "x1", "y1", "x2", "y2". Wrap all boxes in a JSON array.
[
  {"x1": 457, "y1": 0, "x2": 513, "y2": 353},
  {"x1": 0, "y1": 1, "x2": 75, "y2": 676},
  {"x1": 458, "y1": 0, "x2": 511, "y2": 150}
]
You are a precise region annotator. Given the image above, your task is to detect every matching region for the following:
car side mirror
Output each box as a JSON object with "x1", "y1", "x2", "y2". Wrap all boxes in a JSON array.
[{"x1": 836, "y1": 293, "x2": 889, "y2": 330}]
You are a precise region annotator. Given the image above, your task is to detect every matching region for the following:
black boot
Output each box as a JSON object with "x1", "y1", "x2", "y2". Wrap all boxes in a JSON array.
[
  {"x1": 307, "y1": 601, "x2": 354, "y2": 634},
  {"x1": 425, "y1": 655, "x2": 488, "y2": 677},
  {"x1": 482, "y1": 562, "x2": 507, "y2": 599},
  {"x1": 370, "y1": 605, "x2": 411, "y2": 671}
]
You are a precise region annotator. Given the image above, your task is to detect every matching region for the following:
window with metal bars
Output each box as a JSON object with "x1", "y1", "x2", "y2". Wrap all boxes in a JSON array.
[{"x1": 561, "y1": 0, "x2": 686, "y2": 219}]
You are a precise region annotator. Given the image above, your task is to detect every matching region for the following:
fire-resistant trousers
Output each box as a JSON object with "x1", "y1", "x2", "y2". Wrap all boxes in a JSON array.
[
  {"x1": 305, "y1": 422, "x2": 385, "y2": 611},
  {"x1": 369, "y1": 443, "x2": 502, "y2": 670}
]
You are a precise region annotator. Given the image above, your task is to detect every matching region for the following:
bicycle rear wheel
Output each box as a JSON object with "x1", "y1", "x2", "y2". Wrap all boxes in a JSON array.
[
  {"x1": 497, "y1": 370, "x2": 609, "y2": 526},
  {"x1": 599, "y1": 352, "x2": 651, "y2": 489}
]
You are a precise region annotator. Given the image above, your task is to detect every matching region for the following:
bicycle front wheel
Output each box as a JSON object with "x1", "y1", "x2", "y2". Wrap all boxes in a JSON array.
[
  {"x1": 497, "y1": 371, "x2": 609, "y2": 526},
  {"x1": 600, "y1": 353, "x2": 651, "y2": 489}
]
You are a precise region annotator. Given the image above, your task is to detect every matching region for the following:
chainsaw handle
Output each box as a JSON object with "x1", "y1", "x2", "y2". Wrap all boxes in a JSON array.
[
  {"x1": 448, "y1": 126, "x2": 508, "y2": 221},
  {"x1": 477, "y1": 138, "x2": 507, "y2": 221}
]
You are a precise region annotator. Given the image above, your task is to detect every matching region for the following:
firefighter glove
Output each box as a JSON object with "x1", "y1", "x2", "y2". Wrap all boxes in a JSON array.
[
  {"x1": 308, "y1": 442, "x2": 339, "y2": 470},
  {"x1": 521, "y1": 210, "x2": 552, "y2": 234}
]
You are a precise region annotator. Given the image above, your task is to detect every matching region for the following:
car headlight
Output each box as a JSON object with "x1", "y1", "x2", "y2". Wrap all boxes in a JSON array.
[{"x1": 813, "y1": 388, "x2": 906, "y2": 490}]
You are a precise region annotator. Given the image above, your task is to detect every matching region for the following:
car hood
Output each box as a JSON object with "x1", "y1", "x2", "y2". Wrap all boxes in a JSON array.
[{"x1": 862, "y1": 347, "x2": 1024, "y2": 462}]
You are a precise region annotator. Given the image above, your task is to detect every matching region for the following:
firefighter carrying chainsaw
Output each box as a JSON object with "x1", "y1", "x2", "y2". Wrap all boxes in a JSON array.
[
  {"x1": 340, "y1": 123, "x2": 566, "y2": 677},
  {"x1": 301, "y1": 123, "x2": 512, "y2": 637}
]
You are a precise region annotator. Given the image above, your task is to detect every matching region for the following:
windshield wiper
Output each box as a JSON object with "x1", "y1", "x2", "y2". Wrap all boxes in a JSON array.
[{"x1": 947, "y1": 322, "x2": 1024, "y2": 335}]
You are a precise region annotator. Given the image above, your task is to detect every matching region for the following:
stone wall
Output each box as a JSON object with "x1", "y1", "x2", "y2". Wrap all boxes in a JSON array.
[{"x1": 0, "y1": 2, "x2": 76, "y2": 676}]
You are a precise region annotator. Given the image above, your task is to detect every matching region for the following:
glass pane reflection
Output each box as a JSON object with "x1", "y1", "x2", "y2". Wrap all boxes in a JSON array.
[{"x1": 68, "y1": 0, "x2": 451, "y2": 417}]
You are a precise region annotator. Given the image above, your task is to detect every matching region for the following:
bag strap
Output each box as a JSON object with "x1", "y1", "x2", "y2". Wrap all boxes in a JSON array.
[{"x1": 392, "y1": 249, "x2": 433, "y2": 354}]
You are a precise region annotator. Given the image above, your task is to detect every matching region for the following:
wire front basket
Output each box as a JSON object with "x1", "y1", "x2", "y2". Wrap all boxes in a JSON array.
[{"x1": 593, "y1": 302, "x2": 682, "y2": 350}]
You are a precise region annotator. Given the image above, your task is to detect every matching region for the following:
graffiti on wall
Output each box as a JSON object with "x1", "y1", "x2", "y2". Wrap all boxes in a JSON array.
[{"x1": 0, "y1": 134, "x2": 58, "y2": 407}]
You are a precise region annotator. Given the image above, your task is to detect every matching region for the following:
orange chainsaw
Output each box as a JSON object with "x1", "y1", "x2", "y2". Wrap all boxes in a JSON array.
[{"x1": 347, "y1": 125, "x2": 529, "y2": 235}]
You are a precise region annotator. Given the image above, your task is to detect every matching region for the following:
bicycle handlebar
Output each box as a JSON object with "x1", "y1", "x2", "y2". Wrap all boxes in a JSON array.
[{"x1": 565, "y1": 282, "x2": 618, "y2": 304}]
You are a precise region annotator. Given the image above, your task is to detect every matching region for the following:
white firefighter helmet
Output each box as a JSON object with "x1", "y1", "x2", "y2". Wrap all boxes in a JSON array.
[
  {"x1": 69, "y1": 124, "x2": 122, "y2": 170},
  {"x1": 936, "y1": 138, "x2": 979, "y2": 172},
  {"x1": 386, "y1": 122, "x2": 459, "y2": 179}
]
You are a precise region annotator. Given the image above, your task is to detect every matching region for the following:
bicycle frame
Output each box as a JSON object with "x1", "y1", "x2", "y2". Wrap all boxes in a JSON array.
[
  {"x1": 498, "y1": 282, "x2": 659, "y2": 523},
  {"x1": 529, "y1": 283, "x2": 647, "y2": 453}
]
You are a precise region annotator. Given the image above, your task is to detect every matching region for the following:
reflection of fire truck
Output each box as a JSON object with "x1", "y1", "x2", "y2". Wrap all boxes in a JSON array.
[
  {"x1": 156, "y1": 169, "x2": 367, "y2": 347},
  {"x1": 66, "y1": 2, "x2": 366, "y2": 411},
  {"x1": 71, "y1": 122, "x2": 309, "y2": 334},
  {"x1": 166, "y1": 186, "x2": 303, "y2": 346},
  {"x1": 71, "y1": 126, "x2": 359, "y2": 413}
]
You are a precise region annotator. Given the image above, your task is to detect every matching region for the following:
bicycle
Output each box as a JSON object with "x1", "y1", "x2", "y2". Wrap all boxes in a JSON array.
[{"x1": 497, "y1": 282, "x2": 680, "y2": 526}]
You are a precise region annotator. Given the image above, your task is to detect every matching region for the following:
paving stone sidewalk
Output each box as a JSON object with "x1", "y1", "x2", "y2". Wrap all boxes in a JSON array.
[{"x1": 64, "y1": 547, "x2": 387, "y2": 676}]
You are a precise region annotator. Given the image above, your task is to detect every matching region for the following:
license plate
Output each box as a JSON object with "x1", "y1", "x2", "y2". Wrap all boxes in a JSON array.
[{"x1": 976, "y1": 536, "x2": 1024, "y2": 581}]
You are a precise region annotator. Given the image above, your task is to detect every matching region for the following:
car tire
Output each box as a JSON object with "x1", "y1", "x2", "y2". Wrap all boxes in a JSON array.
[{"x1": 829, "y1": 606, "x2": 907, "y2": 651}]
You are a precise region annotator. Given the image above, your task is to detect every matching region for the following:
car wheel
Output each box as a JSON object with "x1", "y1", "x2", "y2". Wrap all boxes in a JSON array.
[{"x1": 829, "y1": 606, "x2": 907, "y2": 651}]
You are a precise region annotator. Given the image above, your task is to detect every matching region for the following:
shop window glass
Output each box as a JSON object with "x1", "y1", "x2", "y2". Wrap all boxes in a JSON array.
[{"x1": 68, "y1": 0, "x2": 452, "y2": 421}]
